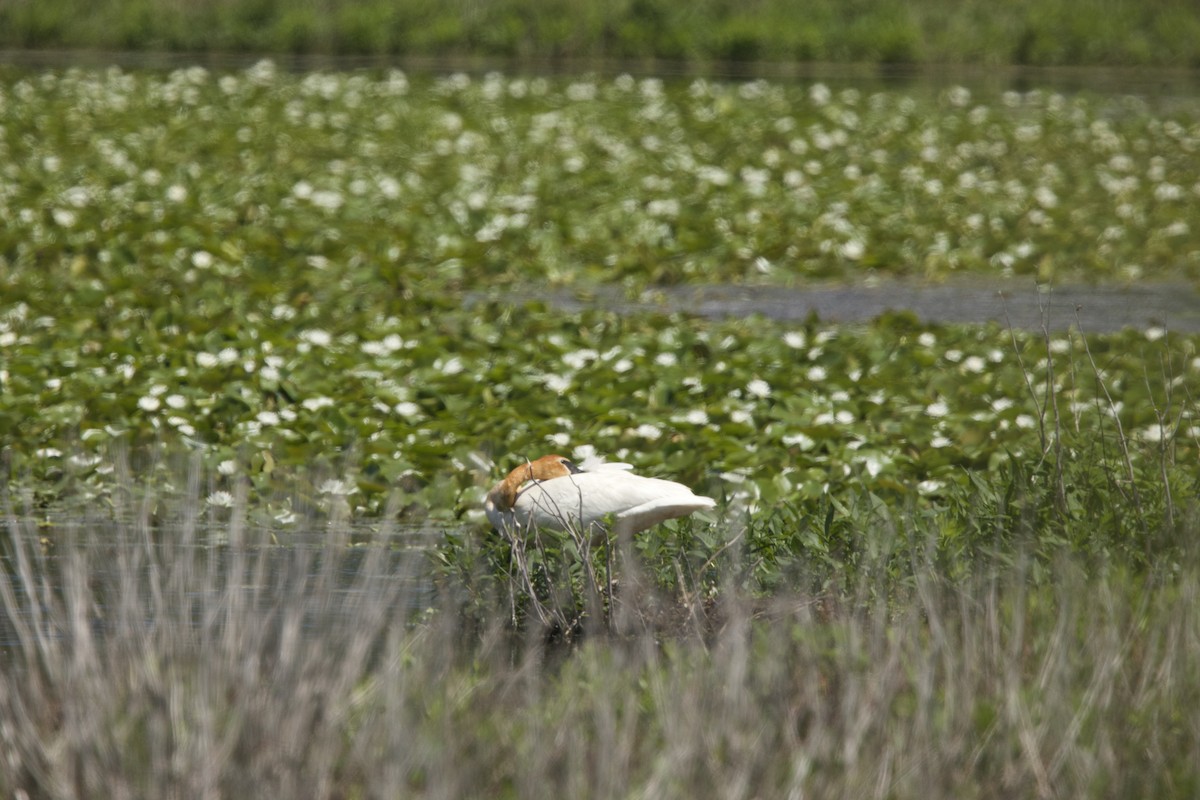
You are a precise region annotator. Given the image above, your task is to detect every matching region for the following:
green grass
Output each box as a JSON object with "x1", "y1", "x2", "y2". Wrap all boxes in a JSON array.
[{"x1": 4, "y1": 0, "x2": 1200, "y2": 67}]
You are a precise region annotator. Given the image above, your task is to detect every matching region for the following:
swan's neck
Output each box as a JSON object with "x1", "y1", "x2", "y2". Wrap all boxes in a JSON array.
[
  {"x1": 487, "y1": 481, "x2": 517, "y2": 512},
  {"x1": 487, "y1": 464, "x2": 532, "y2": 512},
  {"x1": 488, "y1": 455, "x2": 575, "y2": 512}
]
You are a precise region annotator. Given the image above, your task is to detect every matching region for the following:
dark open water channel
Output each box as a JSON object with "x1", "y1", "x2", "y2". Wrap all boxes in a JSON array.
[{"x1": 473, "y1": 280, "x2": 1200, "y2": 333}]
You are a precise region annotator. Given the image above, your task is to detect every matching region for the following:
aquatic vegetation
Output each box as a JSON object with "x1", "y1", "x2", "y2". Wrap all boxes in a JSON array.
[{"x1": 0, "y1": 64, "x2": 1198, "y2": 552}]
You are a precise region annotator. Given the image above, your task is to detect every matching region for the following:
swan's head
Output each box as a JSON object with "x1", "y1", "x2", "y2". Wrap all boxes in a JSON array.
[{"x1": 486, "y1": 454, "x2": 582, "y2": 512}]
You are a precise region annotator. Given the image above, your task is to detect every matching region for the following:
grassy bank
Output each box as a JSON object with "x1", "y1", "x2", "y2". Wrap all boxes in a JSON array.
[{"x1": 3, "y1": 0, "x2": 1200, "y2": 68}]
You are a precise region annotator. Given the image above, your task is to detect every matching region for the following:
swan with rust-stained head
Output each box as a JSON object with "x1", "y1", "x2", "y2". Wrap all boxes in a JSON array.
[{"x1": 485, "y1": 454, "x2": 716, "y2": 537}]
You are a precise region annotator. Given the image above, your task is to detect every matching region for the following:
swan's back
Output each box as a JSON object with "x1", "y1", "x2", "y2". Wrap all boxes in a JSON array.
[{"x1": 513, "y1": 470, "x2": 715, "y2": 535}]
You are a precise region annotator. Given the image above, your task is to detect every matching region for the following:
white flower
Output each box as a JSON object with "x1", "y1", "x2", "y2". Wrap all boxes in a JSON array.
[
  {"x1": 696, "y1": 166, "x2": 731, "y2": 186},
  {"x1": 1155, "y1": 183, "x2": 1183, "y2": 201},
  {"x1": 931, "y1": 435, "x2": 953, "y2": 448},
  {"x1": 563, "y1": 349, "x2": 598, "y2": 369},
  {"x1": 302, "y1": 396, "x2": 335, "y2": 411},
  {"x1": 1034, "y1": 186, "x2": 1058, "y2": 208},
  {"x1": 917, "y1": 480, "x2": 944, "y2": 495},
  {"x1": 683, "y1": 409, "x2": 709, "y2": 425},
  {"x1": 191, "y1": 250, "x2": 214, "y2": 269},
  {"x1": 571, "y1": 444, "x2": 598, "y2": 463},
  {"x1": 782, "y1": 432, "x2": 815, "y2": 450},
  {"x1": 439, "y1": 356, "x2": 463, "y2": 375},
  {"x1": 300, "y1": 329, "x2": 332, "y2": 347},
  {"x1": 137, "y1": 395, "x2": 161, "y2": 412},
  {"x1": 206, "y1": 491, "x2": 235, "y2": 508},
  {"x1": 784, "y1": 331, "x2": 807, "y2": 349},
  {"x1": 543, "y1": 374, "x2": 571, "y2": 393},
  {"x1": 926, "y1": 400, "x2": 949, "y2": 417},
  {"x1": 647, "y1": 198, "x2": 680, "y2": 218},
  {"x1": 806, "y1": 366, "x2": 827, "y2": 381},
  {"x1": 317, "y1": 479, "x2": 356, "y2": 496},
  {"x1": 839, "y1": 239, "x2": 865, "y2": 260},
  {"x1": 68, "y1": 453, "x2": 102, "y2": 468},
  {"x1": 1139, "y1": 425, "x2": 1165, "y2": 443},
  {"x1": 394, "y1": 401, "x2": 421, "y2": 417},
  {"x1": 962, "y1": 356, "x2": 986, "y2": 373},
  {"x1": 217, "y1": 460, "x2": 238, "y2": 476},
  {"x1": 36, "y1": 447, "x2": 63, "y2": 458},
  {"x1": 166, "y1": 184, "x2": 188, "y2": 202},
  {"x1": 946, "y1": 86, "x2": 971, "y2": 107},
  {"x1": 256, "y1": 410, "x2": 280, "y2": 425},
  {"x1": 746, "y1": 379, "x2": 771, "y2": 398},
  {"x1": 62, "y1": 186, "x2": 89, "y2": 207},
  {"x1": 655, "y1": 352, "x2": 678, "y2": 367},
  {"x1": 634, "y1": 423, "x2": 662, "y2": 440}
]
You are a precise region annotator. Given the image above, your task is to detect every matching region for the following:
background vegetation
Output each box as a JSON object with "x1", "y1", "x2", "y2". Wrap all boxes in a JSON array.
[{"x1": 4, "y1": 0, "x2": 1200, "y2": 68}]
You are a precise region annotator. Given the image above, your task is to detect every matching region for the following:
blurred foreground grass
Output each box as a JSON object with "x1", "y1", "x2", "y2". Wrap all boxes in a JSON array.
[{"x1": 2, "y1": 476, "x2": 1198, "y2": 799}]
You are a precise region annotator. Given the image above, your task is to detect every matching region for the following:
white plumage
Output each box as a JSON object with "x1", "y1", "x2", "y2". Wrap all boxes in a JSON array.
[{"x1": 485, "y1": 453, "x2": 715, "y2": 537}]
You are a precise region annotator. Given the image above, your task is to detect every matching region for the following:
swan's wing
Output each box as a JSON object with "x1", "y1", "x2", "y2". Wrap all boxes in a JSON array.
[
  {"x1": 614, "y1": 491, "x2": 716, "y2": 533},
  {"x1": 512, "y1": 472, "x2": 715, "y2": 533},
  {"x1": 512, "y1": 475, "x2": 605, "y2": 531}
]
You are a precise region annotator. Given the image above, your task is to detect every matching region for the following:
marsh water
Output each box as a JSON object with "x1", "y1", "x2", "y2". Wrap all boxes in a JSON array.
[
  {"x1": 0, "y1": 519, "x2": 441, "y2": 651},
  {"x1": 473, "y1": 280, "x2": 1200, "y2": 333}
]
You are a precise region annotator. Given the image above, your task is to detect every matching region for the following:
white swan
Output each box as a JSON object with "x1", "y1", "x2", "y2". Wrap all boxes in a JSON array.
[{"x1": 485, "y1": 454, "x2": 716, "y2": 537}]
